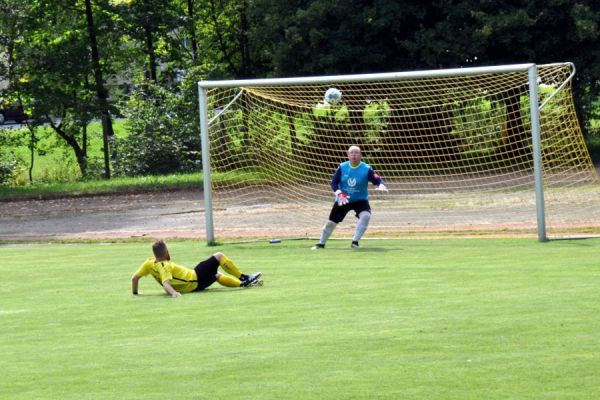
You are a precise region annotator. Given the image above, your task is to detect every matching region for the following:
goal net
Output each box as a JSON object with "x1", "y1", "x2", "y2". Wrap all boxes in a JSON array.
[{"x1": 198, "y1": 63, "x2": 600, "y2": 243}]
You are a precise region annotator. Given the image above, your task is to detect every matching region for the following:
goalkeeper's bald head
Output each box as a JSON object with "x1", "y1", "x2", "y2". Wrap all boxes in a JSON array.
[{"x1": 348, "y1": 145, "x2": 362, "y2": 166}]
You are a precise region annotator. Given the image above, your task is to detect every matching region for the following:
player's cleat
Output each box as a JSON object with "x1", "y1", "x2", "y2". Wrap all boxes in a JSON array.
[
  {"x1": 241, "y1": 272, "x2": 262, "y2": 287},
  {"x1": 248, "y1": 279, "x2": 263, "y2": 287},
  {"x1": 351, "y1": 241, "x2": 361, "y2": 249},
  {"x1": 311, "y1": 243, "x2": 325, "y2": 250}
]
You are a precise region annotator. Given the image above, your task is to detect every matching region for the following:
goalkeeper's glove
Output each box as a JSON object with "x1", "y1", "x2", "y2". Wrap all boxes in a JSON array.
[
  {"x1": 375, "y1": 183, "x2": 388, "y2": 192},
  {"x1": 335, "y1": 190, "x2": 350, "y2": 206}
]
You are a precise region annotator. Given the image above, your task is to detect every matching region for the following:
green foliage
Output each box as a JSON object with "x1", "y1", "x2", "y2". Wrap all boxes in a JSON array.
[
  {"x1": 111, "y1": 0, "x2": 184, "y2": 82},
  {"x1": 112, "y1": 80, "x2": 201, "y2": 176},
  {"x1": 451, "y1": 99, "x2": 503, "y2": 153},
  {"x1": 2, "y1": 0, "x2": 599, "y2": 186},
  {"x1": 0, "y1": 155, "x2": 23, "y2": 186},
  {"x1": 587, "y1": 136, "x2": 600, "y2": 164},
  {"x1": 0, "y1": 127, "x2": 26, "y2": 185}
]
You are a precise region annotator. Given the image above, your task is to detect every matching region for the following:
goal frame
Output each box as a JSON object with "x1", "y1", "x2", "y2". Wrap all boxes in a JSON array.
[{"x1": 198, "y1": 63, "x2": 549, "y2": 244}]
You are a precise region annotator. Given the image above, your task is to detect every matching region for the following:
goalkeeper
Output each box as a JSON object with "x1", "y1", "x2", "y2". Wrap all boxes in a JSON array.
[
  {"x1": 131, "y1": 240, "x2": 262, "y2": 297},
  {"x1": 312, "y1": 145, "x2": 387, "y2": 250}
]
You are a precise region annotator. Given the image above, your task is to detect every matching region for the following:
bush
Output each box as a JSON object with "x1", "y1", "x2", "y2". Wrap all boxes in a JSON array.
[
  {"x1": 0, "y1": 155, "x2": 24, "y2": 186},
  {"x1": 112, "y1": 80, "x2": 201, "y2": 176}
]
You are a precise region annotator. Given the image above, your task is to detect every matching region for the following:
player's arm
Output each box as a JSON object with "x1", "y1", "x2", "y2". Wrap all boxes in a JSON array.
[
  {"x1": 162, "y1": 280, "x2": 182, "y2": 298},
  {"x1": 330, "y1": 166, "x2": 342, "y2": 192},
  {"x1": 131, "y1": 261, "x2": 149, "y2": 295},
  {"x1": 131, "y1": 274, "x2": 141, "y2": 295},
  {"x1": 330, "y1": 166, "x2": 350, "y2": 204},
  {"x1": 368, "y1": 168, "x2": 387, "y2": 191},
  {"x1": 154, "y1": 262, "x2": 181, "y2": 297}
]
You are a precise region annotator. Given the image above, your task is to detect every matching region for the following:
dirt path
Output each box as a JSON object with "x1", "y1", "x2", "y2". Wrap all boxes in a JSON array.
[
  {"x1": 0, "y1": 190, "x2": 207, "y2": 240},
  {"x1": 2, "y1": 182, "x2": 599, "y2": 241}
]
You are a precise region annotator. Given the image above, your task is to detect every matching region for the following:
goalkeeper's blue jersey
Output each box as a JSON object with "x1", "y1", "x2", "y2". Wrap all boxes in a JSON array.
[{"x1": 331, "y1": 161, "x2": 383, "y2": 202}]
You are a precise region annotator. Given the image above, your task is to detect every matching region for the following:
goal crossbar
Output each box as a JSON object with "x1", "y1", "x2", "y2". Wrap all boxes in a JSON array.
[{"x1": 198, "y1": 63, "x2": 536, "y2": 88}]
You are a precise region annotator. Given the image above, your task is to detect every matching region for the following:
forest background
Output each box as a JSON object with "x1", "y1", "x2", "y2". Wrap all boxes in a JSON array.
[{"x1": 1, "y1": 0, "x2": 599, "y2": 187}]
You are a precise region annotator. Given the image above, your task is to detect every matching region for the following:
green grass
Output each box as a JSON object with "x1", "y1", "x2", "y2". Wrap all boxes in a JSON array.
[
  {"x1": 7, "y1": 119, "x2": 129, "y2": 184},
  {"x1": 0, "y1": 170, "x2": 274, "y2": 201},
  {"x1": 2, "y1": 238, "x2": 600, "y2": 399},
  {"x1": 0, "y1": 172, "x2": 203, "y2": 200}
]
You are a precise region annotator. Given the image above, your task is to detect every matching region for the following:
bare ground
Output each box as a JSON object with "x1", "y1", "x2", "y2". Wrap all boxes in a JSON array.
[
  {"x1": 2, "y1": 184, "x2": 599, "y2": 242},
  {"x1": 0, "y1": 190, "x2": 207, "y2": 241}
]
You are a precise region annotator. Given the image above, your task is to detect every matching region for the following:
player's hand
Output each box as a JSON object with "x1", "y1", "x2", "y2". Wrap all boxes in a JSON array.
[
  {"x1": 335, "y1": 190, "x2": 350, "y2": 206},
  {"x1": 375, "y1": 184, "x2": 388, "y2": 192},
  {"x1": 171, "y1": 291, "x2": 182, "y2": 298}
]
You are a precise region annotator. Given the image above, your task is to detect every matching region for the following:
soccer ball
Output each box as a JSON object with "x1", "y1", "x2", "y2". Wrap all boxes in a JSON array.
[{"x1": 324, "y1": 87, "x2": 342, "y2": 105}]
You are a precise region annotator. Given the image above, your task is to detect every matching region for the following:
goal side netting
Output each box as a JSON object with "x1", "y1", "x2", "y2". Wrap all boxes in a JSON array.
[{"x1": 198, "y1": 63, "x2": 600, "y2": 243}]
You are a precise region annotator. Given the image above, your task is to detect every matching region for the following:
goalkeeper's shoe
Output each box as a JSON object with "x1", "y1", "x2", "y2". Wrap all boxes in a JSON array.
[
  {"x1": 311, "y1": 243, "x2": 325, "y2": 250},
  {"x1": 241, "y1": 272, "x2": 262, "y2": 287},
  {"x1": 351, "y1": 241, "x2": 361, "y2": 249}
]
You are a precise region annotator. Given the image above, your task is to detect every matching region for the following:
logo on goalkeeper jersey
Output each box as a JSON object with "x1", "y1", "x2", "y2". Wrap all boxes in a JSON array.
[{"x1": 347, "y1": 178, "x2": 356, "y2": 187}]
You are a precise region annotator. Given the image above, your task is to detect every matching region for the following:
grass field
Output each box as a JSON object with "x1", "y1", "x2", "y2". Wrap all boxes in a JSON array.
[
  {"x1": 2, "y1": 238, "x2": 600, "y2": 399},
  {"x1": 3, "y1": 121, "x2": 117, "y2": 184},
  {"x1": 0, "y1": 172, "x2": 203, "y2": 201}
]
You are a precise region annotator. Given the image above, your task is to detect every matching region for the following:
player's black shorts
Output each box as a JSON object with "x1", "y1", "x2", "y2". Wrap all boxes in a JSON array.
[
  {"x1": 328, "y1": 199, "x2": 371, "y2": 223},
  {"x1": 194, "y1": 256, "x2": 220, "y2": 291}
]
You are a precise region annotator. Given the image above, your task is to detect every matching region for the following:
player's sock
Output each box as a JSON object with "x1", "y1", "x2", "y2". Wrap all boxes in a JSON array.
[
  {"x1": 219, "y1": 255, "x2": 242, "y2": 278},
  {"x1": 216, "y1": 274, "x2": 241, "y2": 287},
  {"x1": 320, "y1": 220, "x2": 337, "y2": 245},
  {"x1": 352, "y1": 211, "x2": 371, "y2": 242}
]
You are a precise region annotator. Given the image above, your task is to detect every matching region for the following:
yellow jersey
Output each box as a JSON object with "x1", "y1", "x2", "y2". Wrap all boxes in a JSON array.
[{"x1": 134, "y1": 258, "x2": 199, "y2": 293}]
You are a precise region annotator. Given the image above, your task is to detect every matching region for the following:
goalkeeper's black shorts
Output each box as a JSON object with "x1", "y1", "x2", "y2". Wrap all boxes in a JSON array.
[{"x1": 328, "y1": 199, "x2": 371, "y2": 223}]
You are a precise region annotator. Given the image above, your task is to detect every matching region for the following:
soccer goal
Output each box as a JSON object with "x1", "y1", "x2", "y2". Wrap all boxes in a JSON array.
[{"x1": 197, "y1": 63, "x2": 600, "y2": 244}]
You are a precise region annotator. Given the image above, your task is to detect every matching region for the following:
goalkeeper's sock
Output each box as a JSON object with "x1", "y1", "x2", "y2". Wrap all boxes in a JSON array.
[
  {"x1": 352, "y1": 211, "x2": 371, "y2": 242},
  {"x1": 320, "y1": 220, "x2": 337, "y2": 245},
  {"x1": 216, "y1": 274, "x2": 241, "y2": 287},
  {"x1": 219, "y1": 255, "x2": 242, "y2": 278}
]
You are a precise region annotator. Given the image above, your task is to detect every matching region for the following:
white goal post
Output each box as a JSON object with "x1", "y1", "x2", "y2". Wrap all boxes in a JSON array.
[{"x1": 197, "y1": 63, "x2": 599, "y2": 244}]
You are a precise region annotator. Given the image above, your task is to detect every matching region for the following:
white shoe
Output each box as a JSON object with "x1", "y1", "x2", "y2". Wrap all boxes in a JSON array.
[{"x1": 242, "y1": 272, "x2": 262, "y2": 287}]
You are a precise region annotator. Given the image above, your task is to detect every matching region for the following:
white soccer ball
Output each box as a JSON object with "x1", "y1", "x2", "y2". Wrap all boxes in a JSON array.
[{"x1": 324, "y1": 87, "x2": 342, "y2": 105}]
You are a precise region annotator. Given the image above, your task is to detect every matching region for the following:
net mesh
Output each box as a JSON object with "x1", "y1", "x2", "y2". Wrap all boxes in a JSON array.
[{"x1": 202, "y1": 64, "x2": 600, "y2": 240}]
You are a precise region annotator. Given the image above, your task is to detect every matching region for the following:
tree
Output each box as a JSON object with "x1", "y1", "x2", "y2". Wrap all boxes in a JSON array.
[
  {"x1": 112, "y1": 0, "x2": 183, "y2": 82},
  {"x1": 184, "y1": 0, "x2": 199, "y2": 63},
  {"x1": 407, "y1": 0, "x2": 600, "y2": 136},
  {"x1": 6, "y1": 0, "x2": 120, "y2": 178},
  {"x1": 250, "y1": 0, "x2": 426, "y2": 76},
  {"x1": 84, "y1": 0, "x2": 116, "y2": 178}
]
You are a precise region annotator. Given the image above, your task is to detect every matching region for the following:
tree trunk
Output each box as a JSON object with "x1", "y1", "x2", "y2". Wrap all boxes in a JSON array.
[
  {"x1": 84, "y1": 0, "x2": 114, "y2": 179},
  {"x1": 347, "y1": 105, "x2": 365, "y2": 149},
  {"x1": 50, "y1": 122, "x2": 88, "y2": 177},
  {"x1": 28, "y1": 125, "x2": 35, "y2": 183},
  {"x1": 287, "y1": 109, "x2": 298, "y2": 156},
  {"x1": 144, "y1": 25, "x2": 158, "y2": 81},
  {"x1": 501, "y1": 86, "x2": 531, "y2": 167},
  {"x1": 237, "y1": 0, "x2": 251, "y2": 78},
  {"x1": 186, "y1": 0, "x2": 198, "y2": 63},
  {"x1": 209, "y1": 0, "x2": 236, "y2": 74}
]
